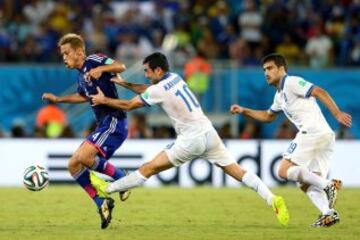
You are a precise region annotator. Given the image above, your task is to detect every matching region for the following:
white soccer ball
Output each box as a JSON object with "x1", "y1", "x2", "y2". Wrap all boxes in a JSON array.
[{"x1": 23, "y1": 165, "x2": 49, "y2": 191}]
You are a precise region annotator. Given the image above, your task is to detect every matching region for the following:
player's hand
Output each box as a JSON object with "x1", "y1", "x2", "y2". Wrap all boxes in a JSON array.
[
  {"x1": 86, "y1": 67, "x2": 103, "y2": 80},
  {"x1": 230, "y1": 104, "x2": 244, "y2": 114},
  {"x1": 42, "y1": 93, "x2": 58, "y2": 103},
  {"x1": 336, "y1": 112, "x2": 352, "y2": 128},
  {"x1": 90, "y1": 87, "x2": 106, "y2": 106},
  {"x1": 111, "y1": 74, "x2": 125, "y2": 85}
]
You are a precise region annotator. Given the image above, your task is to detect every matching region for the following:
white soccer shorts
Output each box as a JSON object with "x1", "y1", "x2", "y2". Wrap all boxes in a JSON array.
[
  {"x1": 165, "y1": 128, "x2": 236, "y2": 167},
  {"x1": 283, "y1": 132, "x2": 335, "y2": 177}
]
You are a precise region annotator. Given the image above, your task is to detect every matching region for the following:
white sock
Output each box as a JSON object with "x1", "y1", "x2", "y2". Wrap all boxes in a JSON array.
[
  {"x1": 287, "y1": 166, "x2": 329, "y2": 189},
  {"x1": 107, "y1": 170, "x2": 147, "y2": 193},
  {"x1": 242, "y1": 172, "x2": 274, "y2": 206},
  {"x1": 306, "y1": 185, "x2": 331, "y2": 215}
]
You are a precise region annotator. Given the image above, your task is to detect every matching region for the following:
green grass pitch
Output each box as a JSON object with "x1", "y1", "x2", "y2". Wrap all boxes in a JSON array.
[{"x1": 0, "y1": 186, "x2": 359, "y2": 240}]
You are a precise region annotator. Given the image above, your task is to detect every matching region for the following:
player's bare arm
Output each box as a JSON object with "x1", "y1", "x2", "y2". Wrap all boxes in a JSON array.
[
  {"x1": 230, "y1": 104, "x2": 277, "y2": 123},
  {"x1": 111, "y1": 75, "x2": 149, "y2": 94},
  {"x1": 87, "y1": 61, "x2": 126, "y2": 80},
  {"x1": 311, "y1": 86, "x2": 352, "y2": 128},
  {"x1": 90, "y1": 87, "x2": 144, "y2": 111},
  {"x1": 42, "y1": 92, "x2": 87, "y2": 104}
]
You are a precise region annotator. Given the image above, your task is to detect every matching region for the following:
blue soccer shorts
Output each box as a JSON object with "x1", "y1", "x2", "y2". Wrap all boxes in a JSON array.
[{"x1": 85, "y1": 116, "x2": 128, "y2": 159}]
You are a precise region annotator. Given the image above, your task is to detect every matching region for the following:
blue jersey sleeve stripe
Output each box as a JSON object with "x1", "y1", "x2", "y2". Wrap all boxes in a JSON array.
[
  {"x1": 305, "y1": 85, "x2": 315, "y2": 98},
  {"x1": 139, "y1": 95, "x2": 151, "y2": 107}
]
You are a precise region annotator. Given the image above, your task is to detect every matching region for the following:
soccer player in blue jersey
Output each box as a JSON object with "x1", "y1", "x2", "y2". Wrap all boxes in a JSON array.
[{"x1": 42, "y1": 33, "x2": 130, "y2": 229}]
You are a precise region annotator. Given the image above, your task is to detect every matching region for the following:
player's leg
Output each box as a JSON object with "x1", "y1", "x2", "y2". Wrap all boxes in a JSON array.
[
  {"x1": 278, "y1": 158, "x2": 330, "y2": 189},
  {"x1": 204, "y1": 129, "x2": 289, "y2": 226},
  {"x1": 103, "y1": 135, "x2": 203, "y2": 193},
  {"x1": 300, "y1": 182, "x2": 340, "y2": 227},
  {"x1": 69, "y1": 142, "x2": 114, "y2": 229},
  {"x1": 69, "y1": 141, "x2": 103, "y2": 207},
  {"x1": 105, "y1": 150, "x2": 174, "y2": 193},
  {"x1": 88, "y1": 117, "x2": 128, "y2": 181},
  {"x1": 87, "y1": 117, "x2": 130, "y2": 201},
  {"x1": 300, "y1": 180, "x2": 331, "y2": 215},
  {"x1": 278, "y1": 133, "x2": 340, "y2": 204},
  {"x1": 221, "y1": 163, "x2": 289, "y2": 226}
]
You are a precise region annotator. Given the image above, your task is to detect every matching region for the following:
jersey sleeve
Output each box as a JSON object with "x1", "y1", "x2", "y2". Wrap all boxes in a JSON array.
[
  {"x1": 139, "y1": 85, "x2": 164, "y2": 106},
  {"x1": 77, "y1": 86, "x2": 86, "y2": 97},
  {"x1": 287, "y1": 77, "x2": 314, "y2": 98},
  {"x1": 268, "y1": 93, "x2": 282, "y2": 113},
  {"x1": 86, "y1": 54, "x2": 115, "y2": 67}
]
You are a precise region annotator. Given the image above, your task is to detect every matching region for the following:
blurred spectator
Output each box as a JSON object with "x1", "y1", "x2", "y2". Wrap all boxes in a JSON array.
[
  {"x1": 0, "y1": 1, "x2": 359, "y2": 66},
  {"x1": 305, "y1": 26, "x2": 333, "y2": 68},
  {"x1": 11, "y1": 120, "x2": 27, "y2": 138},
  {"x1": 60, "y1": 125, "x2": 75, "y2": 138},
  {"x1": 219, "y1": 122, "x2": 233, "y2": 139},
  {"x1": 239, "y1": 118, "x2": 261, "y2": 139},
  {"x1": 275, "y1": 119, "x2": 296, "y2": 139},
  {"x1": 115, "y1": 32, "x2": 141, "y2": 65},
  {"x1": 238, "y1": 0, "x2": 263, "y2": 51},
  {"x1": 196, "y1": 27, "x2": 219, "y2": 59},
  {"x1": 128, "y1": 113, "x2": 152, "y2": 139},
  {"x1": 36, "y1": 102, "x2": 67, "y2": 138},
  {"x1": 184, "y1": 51, "x2": 212, "y2": 102},
  {"x1": 23, "y1": 0, "x2": 55, "y2": 27},
  {"x1": 86, "y1": 17, "x2": 109, "y2": 53},
  {"x1": 276, "y1": 34, "x2": 302, "y2": 65},
  {"x1": 336, "y1": 125, "x2": 353, "y2": 139},
  {"x1": 351, "y1": 37, "x2": 360, "y2": 65},
  {"x1": 153, "y1": 126, "x2": 174, "y2": 139}
]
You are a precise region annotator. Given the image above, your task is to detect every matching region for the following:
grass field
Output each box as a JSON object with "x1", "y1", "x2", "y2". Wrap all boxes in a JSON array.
[{"x1": 0, "y1": 186, "x2": 359, "y2": 240}]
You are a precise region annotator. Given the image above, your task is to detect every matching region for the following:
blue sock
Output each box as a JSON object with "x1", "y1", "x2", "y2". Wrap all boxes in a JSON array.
[
  {"x1": 92, "y1": 157, "x2": 126, "y2": 180},
  {"x1": 74, "y1": 168, "x2": 104, "y2": 208}
]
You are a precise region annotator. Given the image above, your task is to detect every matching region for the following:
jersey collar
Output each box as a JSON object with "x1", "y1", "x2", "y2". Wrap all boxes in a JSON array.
[
  {"x1": 280, "y1": 74, "x2": 288, "y2": 90},
  {"x1": 159, "y1": 72, "x2": 172, "y2": 82}
]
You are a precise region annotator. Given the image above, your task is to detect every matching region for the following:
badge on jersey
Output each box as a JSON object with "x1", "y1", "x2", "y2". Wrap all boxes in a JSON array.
[
  {"x1": 142, "y1": 91, "x2": 150, "y2": 100},
  {"x1": 298, "y1": 80, "x2": 307, "y2": 87}
]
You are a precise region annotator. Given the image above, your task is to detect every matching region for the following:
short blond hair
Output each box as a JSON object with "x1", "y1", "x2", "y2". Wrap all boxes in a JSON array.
[{"x1": 58, "y1": 33, "x2": 85, "y2": 51}]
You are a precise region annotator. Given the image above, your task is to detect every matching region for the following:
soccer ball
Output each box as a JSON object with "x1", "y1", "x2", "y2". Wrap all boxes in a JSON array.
[{"x1": 23, "y1": 165, "x2": 49, "y2": 191}]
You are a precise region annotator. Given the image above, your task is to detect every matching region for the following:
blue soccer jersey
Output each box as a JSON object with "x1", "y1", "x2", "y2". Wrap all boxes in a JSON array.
[
  {"x1": 77, "y1": 53, "x2": 126, "y2": 123},
  {"x1": 78, "y1": 53, "x2": 128, "y2": 159}
]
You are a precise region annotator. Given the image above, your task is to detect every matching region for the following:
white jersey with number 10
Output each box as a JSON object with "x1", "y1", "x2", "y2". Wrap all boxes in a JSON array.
[{"x1": 140, "y1": 72, "x2": 213, "y2": 138}]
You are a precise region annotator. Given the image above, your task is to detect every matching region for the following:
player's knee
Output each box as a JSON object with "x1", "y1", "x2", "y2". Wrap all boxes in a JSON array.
[
  {"x1": 68, "y1": 156, "x2": 81, "y2": 174},
  {"x1": 277, "y1": 167, "x2": 288, "y2": 180}
]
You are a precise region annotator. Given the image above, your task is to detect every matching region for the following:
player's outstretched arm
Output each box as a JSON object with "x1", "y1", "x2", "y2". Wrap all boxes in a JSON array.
[
  {"x1": 311, "y1": 86, "x2": 352, "y2": 128},
  {"x1": 42, "y1": 93, "x2": 87, "y2": 104},
  {"x1": 111, "y1": 75, "x2": 149, "y2": 94},
  {"x1": 230, "y1": 104, "x2": 277, "y2": 123},
  {"x1": 87, "y1": 60, "x2": 126, "y2": 80},
  {"x1": 90, "y1": 87, "x2": 144, "y2": 111}
]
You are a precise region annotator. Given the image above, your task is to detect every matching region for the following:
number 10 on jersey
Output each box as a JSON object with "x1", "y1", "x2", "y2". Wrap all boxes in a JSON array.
[{"x1": 175, "y1": 84, "x2": 200, "y2": 112}]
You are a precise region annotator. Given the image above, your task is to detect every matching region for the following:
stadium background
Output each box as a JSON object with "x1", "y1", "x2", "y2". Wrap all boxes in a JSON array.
[
  {"x1": 1, "y1": 0, "x2": 360, "y2": 185},
  {"x1": 1, "y1": 1, "x2": 360, "y2": 239}
]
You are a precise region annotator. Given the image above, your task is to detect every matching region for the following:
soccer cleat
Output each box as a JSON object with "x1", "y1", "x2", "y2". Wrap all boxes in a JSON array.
[
  {"x1": 272, "y1": 196, "x2": 290, "y2": 227},
  {"x1": 311, "y1": 210, "x2": 340, "y2": 228},
  {"x1": 90, "y1": 171, "x2": 110, "y2": 198},
  {"x1": 119, "y1": 170, "x2": 131, "y2": 202},
  {"x1": 324, "y1": 179, "x2": 342, "y2": 209},
  {"x1": 98, "y1": 198, "x2": 115, "y2": 229}
]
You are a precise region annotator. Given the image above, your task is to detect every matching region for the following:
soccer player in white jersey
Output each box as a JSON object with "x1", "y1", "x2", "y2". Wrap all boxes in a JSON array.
[
  {"x1": 89, "y1": 52, "x2": 290, "y2": 226},
  {"x1": 230, "y1": 53, "x2": 352, "y2": 227}
]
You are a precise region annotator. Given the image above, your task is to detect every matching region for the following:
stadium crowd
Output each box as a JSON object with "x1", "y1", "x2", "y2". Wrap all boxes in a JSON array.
[
  {"x1": 0, "y1": 0, "x2": 357, "y2": 139},
  {"x1": 0, "y1": 0, "x2": 359, "y2": 67}
]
